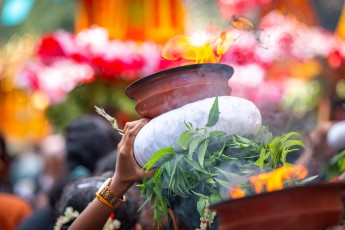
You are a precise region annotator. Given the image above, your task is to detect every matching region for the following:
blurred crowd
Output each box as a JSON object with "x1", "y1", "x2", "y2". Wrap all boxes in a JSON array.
[
  {"x1": 0, "y1": 115, "x2": 164, "y2": 230},
  {"x1": 0, "y1": 112, "x2": 345, "y2": 230}
]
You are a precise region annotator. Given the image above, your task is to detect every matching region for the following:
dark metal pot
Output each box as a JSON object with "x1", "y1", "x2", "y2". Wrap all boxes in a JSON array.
[
  {"x1": 125, "y1": 63, "x2": 234, "y2": 118},
  {"x1": 210, "y1": 183, "x2": 345, "y2": 230}
]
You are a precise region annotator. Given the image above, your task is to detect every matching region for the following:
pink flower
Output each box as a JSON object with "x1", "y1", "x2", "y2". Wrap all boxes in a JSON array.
[{"x1": 18, "y1": 59, "x2": 95, "y2": 104}]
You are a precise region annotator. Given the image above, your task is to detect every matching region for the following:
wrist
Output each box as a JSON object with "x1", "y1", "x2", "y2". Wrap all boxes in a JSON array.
[
  {"x1": 96, "y1": 178, "x2": 126, "y2": 209},
  {"x1": 109, "y1": 175, "x2": 133, "y2": 198}
]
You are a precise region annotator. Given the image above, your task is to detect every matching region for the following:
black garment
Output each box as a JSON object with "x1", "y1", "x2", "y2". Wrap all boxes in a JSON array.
[{"x1": 17, "y1": 206, "x2": 55, "y2": 230}]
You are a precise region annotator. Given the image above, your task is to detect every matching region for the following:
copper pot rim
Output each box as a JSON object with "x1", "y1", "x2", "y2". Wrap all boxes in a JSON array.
[
  {"x1": 125, "y1": 63, "x2": 234, "y2": 99},
  {"x1": 210, "y1": 182, "x2": 345, "y2": 209}
]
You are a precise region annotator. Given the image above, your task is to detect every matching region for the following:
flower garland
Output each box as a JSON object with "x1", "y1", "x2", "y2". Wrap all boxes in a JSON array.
[
  {"x1": 196, "y1": 201, "x2": 216, "y2": 230},
  {"x1": 18, "y1": 26, "x2": 166, "y2": 104},
  {"x1": 17, "y1": 12, "x2": 345, "y2": 109},
  {"x1": 221, "y1": 11, "x2": 345, "y2": 111},
  {"x1": 54, "y1": 207, "x2": 121, "y2": 230},
  {"x1": 216, "y1": 0, "x2": 275, "y2": 15},
  {"x1": 54, "y1": 207, "x2": 79, "y2": 230}
]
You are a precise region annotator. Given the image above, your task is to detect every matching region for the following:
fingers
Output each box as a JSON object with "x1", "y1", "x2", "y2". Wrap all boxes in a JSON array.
[
  {"x1": 123, "y1": 119, "x2": 148, "y2": 132},
  {"x1": 142, "y1": 168, "x2": 156, "y2": 178},
  {"x1": 118, "y1": 119, "x2": 148, "y2": 152}
]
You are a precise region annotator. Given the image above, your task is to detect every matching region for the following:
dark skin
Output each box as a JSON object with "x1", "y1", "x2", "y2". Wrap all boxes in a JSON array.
[{"x1": 69, "y1": 119, "x2": 154, "y2": 230}]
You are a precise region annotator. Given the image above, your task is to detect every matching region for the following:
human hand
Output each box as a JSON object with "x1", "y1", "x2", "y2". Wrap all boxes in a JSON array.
[
  {"x1": 109, "y1": 119, "x2": 154, "y2": 197},
  {"x1": 296, "y1": 121, "x2": 334, "y2": 174}
]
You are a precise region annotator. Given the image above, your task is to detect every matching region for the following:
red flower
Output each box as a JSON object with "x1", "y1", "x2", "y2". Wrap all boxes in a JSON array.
[
  {"x1": 328, "y1": 49, "x2": 343, "y2": 69},
  {"x1": 37, "y1": 34, "x2": 65, "y2": 61}
]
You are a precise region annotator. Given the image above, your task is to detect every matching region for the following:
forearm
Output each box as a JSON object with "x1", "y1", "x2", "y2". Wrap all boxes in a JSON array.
[
  {"x1": 68, "y1": 198, "x2": 113, "y2": 230},
  {"x1": 69, "y1": 119, "x2": 150, "y2": 229},
  {"x1": 69, "y1": 176, "x2": 133, "y2": 230}
]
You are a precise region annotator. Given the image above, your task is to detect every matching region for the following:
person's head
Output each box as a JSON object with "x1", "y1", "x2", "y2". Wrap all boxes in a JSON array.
[
  {"x1": 167, "y1": 191, "x2": 218, "y2": 230},
  {"x1": 327, "y1": 120, "x2": 345, "y2": 153},
  {"x1": 55, "y1": 176, "x2": 140, "y2": 230},
  {"x1": 137, "y1": 203, "x2": 169, "y2": 230},
  {"x1": 94, "y1": 150, "x2": 117, "y2": 176},
  {"x1": 39, "y1": 134, "x2": 66, "y2": 190},
  {"x1": 65, "y1": 115, "x2": 120, "y2": 179}
]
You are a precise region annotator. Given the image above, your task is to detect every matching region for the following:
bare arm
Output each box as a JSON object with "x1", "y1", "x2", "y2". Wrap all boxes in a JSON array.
[{"x1": 69, "y1": 119, "x2": 154, "y2": 230}]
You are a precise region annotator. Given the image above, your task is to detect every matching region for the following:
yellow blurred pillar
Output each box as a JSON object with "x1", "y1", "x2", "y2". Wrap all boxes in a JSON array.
[
  {"x1": 336, "y1": 1, "x2": 345, "y2": 40},
  {"x1": 75, "y1": 0, "x2": 186, "y2": 44}
]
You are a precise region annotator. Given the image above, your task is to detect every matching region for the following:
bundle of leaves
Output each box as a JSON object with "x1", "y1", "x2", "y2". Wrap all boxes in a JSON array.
[
  {"x1": 323, "y1": 150, "x2": 345, "y2": 181},
  {"x1": 139, "y1": 97, "x2": 311, "y2": 229}
]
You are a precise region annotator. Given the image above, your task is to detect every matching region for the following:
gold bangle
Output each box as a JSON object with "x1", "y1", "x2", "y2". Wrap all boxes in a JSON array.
[
  {"x1": 96, "y1": 192, "x2": 115, "y2": 209},
  {"x1": 96, "y1": 178, "x2": 126, "y2": 209}
]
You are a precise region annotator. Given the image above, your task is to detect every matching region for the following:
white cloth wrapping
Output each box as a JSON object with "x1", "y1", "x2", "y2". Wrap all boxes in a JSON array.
[
  {"x1": 133, "y1": 96, "x2": 262, "y2": 167},
  {"x1": 327, "y1": 121, "x2": 345, "y2": 152}
]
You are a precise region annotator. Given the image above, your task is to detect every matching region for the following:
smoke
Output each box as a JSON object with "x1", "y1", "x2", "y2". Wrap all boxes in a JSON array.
[
  {"x1": 216, "y1": 161, "x2": 257, "y2": 199},
  {"x1": 183, "y1": 0, "x2": 228, "y2": 33},
  {"x1": 169, "y1": 191, "x2": 219, "y2": 230}
]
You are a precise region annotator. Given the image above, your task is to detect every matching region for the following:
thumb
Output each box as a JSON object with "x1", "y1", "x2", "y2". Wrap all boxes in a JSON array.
[{"x1": 141, "y1": 168, "x2": 156, "y2": 178}]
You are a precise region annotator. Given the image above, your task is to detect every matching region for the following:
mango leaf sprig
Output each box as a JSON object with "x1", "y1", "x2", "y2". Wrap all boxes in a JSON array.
[
  {"x1": 94, "y1": 106, "x2": 124, "y2": 135},
  {"x1": 139, "y1": 97, "x2": 310, "y2": 229}
]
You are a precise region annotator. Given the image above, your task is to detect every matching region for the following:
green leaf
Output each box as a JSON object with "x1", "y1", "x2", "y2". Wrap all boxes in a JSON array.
[
  {"x1": 209, "y1": 193, "x2": 222, "y2": 204},
  {"x1": 184, "y1": 120, "x2": 193, "y2": 130},
  {"x1": 189, "y1": 135, "x2": 202, "y2": 159},
  {"x1": 153, "y1": 204, "x2": 164, "y2": 226},
  {"x1": 234, "y1": 135, "x2": 252, "y2": 144},
  {"x1": 153, "y1": 166, "x2": 163, "y2": 183},
  {"x1": 138, "y1": 198, "x2": 150, "y2": 212},
  {"x1": 192, "y1": 191, "x2": 207, "y2": 198},
  {"x1": 283, "y1": 139, "x2": 304, "y2": 148},
  {"x1": 330, "y1": 150, "x2": 345, "y2": 165},
  {"x1": 143, "y1": 147, "x2": 175, "y2": 171},
  {"x1": 214, "y1": 178, "x2": 230, "y2": 188},
  {"x1": 210, "y1": 130, "x2": 227, "y2": 138},
  {"x1": 255, "y1": 147, "x2": 269, "y2": 169},
  {"x1": 178, "y1": 130, "x2": 195, "y2": 150},
  {"x1": 205, "y1": 177, "x2": 216, "y2": 185},
  {"x1": 168, "y1": 157, "x2": 179, "y2": 188},
  {"x1": 161, "y1": 170, "x2": 170, "y2": 189},
  {"x1": 165, "y1": 160, "x2": 172, "y2": 176},
  {"x1": 174, "y1": 175, "x2": 186, "y2": 196},
  {"x1": 178, "y1": 165, "x2": 191, "y2": 192},
  {"x1": 198, "y1": 139, "x2": 208, "y2": 167},
  {"x1": 153, "y1": 186, "x2": 163, "y2": 204},
  {"x1": 197, "y1": 197, "x2": 207, "y2": 216},
  {"x1": 299, "y1": 175, "x2": 318, "y2": 185},
  {"x1": 139, "y1": 124, "x2": 307, "y2": 228},
  {"x1": 216, "y1": 167, "x2": 238, "y2": 179},
  {"x1": 206, "y1": 97, "x2": 220, "y2": 127},
  {"x1": 269, "y1": 136, "x2": 282, "y2": 148},
  {"x1": 185, "y1": 157, "x2": 209, "y2": 174},
  {"x1": 340, "y1": 159, "x2": 345, "y2": 172},
  {"x1": 278, "y1": 132, "x2": 301, "y2": 144},
  {"x1": 215, "y1": 140, "x2": 227, "y2": 157}
]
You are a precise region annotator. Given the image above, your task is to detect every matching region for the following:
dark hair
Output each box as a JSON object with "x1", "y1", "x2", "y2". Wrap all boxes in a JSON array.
[
  {"x1": 168, "y1": 191, "x2": 218, "y2": 230},
  {"x1": 94, "y1": 150, "x2": 117, "y2": 176},
  {"x1": 56, "y1": 176, "x2": 139, "y2": 230},
  {"x1": 65, "y1": 115, "x2": 120, "y2": 175}
]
